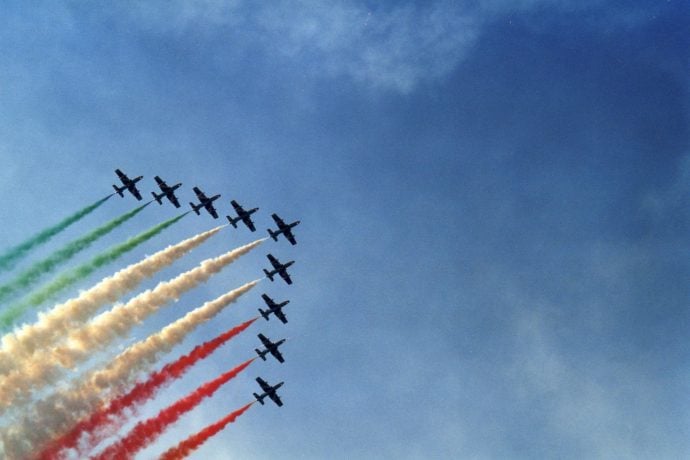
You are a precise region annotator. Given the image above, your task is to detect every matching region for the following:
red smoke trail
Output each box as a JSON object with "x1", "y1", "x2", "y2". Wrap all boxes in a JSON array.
[
  {"x1": 37, "y1": 318, "x2": 257, "y2": 460},
  {"x1": 92, "y1": 358, "x2": 256, "y2": 460},
  {"x1": 159, "y1": 402, "x2": 255, "y2": 460}
]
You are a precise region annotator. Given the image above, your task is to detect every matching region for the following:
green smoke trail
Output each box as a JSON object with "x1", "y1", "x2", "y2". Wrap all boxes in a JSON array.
[
  {"x1": 0, "y1": 195, "x2": 112, "y2": 273},
  {"x1": 0, "y1": 212, "x2": 189, "y2": 330},
  {"x1": 0, "y1": 203, "x2": 150, "y2": 306}
]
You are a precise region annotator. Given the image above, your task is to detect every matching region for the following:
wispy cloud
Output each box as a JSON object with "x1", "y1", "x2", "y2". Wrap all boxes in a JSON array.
[
  {"x1": 49, "y1": 0, "x2": 665, "y2": 95},
  {"x1": 509, "y1": 310, "x2": 687, "y2": 458},
  {"x1": 113, "y1": 1, "x2": 489, "y2": 93},
  {"x1": 253, "y1": 2, "x2": 479, "y2": 93}
]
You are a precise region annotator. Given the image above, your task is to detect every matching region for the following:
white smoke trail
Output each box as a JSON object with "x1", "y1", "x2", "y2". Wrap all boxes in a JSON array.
[
  {"x1": 0, "y1": 225, "x2": 224, "y2": 377},
  {"x1": 0, "y1": 238, "x2": 264, "y2": 412},
  {"x1": 1, "y1": 281, "x2": 259, "y2": 459}
]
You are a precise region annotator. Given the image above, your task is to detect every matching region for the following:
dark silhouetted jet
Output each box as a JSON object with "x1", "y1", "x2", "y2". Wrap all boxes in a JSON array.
[
  {"x1": 254, "y1": 377, "x2": 284, "y2": 407},
  {"x1": 263, "y1": 254, "x2": 294, "y2": 285},
  {"x1": 258, "y1": 293, "x2": 289, "y2": 324},
  {"x1": 113, "y1": 169, "x2": 143, "y2": 200},
  {"x1": 151, "y1": 176, "x2": 182, "y2": 208},
  {"x1": 227, "y1": 200, "x2": 259, "y2": 231},
  {"x1": 255, "y1": 333, "x2": 286, "y2": 363},
  {"x1": 189, "y1": 186, "x2": 221, "y2": 218},
  {"x1": 267, "y1": 213, "x2": 300, "y2": 245}
]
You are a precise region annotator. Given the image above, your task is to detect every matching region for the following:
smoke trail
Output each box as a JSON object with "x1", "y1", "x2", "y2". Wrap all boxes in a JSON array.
[
  {"x1": 36, "y1": 317, "x2": 257, "y2": 459},
  {"x1": 0, "y1": 222, "x2": 222, "y2": 376},
  {"x1": 0, "y1": 212, "x2": 190, "y2": 332},
  {"x1": 0, "y1": 195, "x2": 111, "y2": 273},
  {"x1": 0, "y1": 239, "x2": 264, "y2": 411},
  {"x1": 0, "y1": 202, "x2": 149, "y2": 306},
  {"x1": 159, "y1": 402, "x2": 254, "y2": 460},
  {"x1": 93, "y1": 358, "x2": 256, "y2": 460}
]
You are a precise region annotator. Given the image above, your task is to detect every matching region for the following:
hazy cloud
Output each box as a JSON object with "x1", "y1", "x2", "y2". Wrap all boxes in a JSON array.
[
  {"x1": 103, "y1": 0, "x2": 670, "y2": 93},
  {"x1": 254, "y1": 2, "x2": 479, "y2": 93},
  {"x1": 509, "y1": 310, "x2": 687, "y2": 458}
]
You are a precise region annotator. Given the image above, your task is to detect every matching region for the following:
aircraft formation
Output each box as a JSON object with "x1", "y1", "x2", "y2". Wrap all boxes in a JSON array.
[
  {"x1": 115, "y1": 168, "x2": 300, "y2": 244},
  {"x1": 0, "y1": 169, "x2": 306, "y2": 459},
  {"x1": 115, "y1": 167, "x2": 298, "y2": 407}
]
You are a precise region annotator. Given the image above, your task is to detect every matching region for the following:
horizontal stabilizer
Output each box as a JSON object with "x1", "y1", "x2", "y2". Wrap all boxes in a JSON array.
[{"x1": 113, "y1": 185, "x2": 125, "y2": 197}]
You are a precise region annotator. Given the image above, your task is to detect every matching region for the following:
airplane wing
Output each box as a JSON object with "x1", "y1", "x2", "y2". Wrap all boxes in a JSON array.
[
  {"x1": 271, "y1": 213, "x2": 286, "y2": 227},
  {"x1": 231, "y1": 200, "x2": 243, "y2": 213},
  {"x1": 155, "y1": 176, "x2": 166, "y2": 187},
  {"x1": 273, "y1": 309, "x2": 288, "y2": 324},
  {"x1": 115, "y1": 169, "x2": 128, "y2": 181},
  {"x1": 256, "y1": 377, "x2": 271, "y2": 392},
  {"x1": 258, "y1": 333, "x2": 272, "y2": 348},
  {"x1": 271, "y1": 348, "x2": 285, "y2": 363},
  {"x1": 205, "y1": 202, "x2": 219, "y2": 219},
  {"x1": 168, "y1": 193, "x2": 180, "y2": 208},
  {"x1": 283, "y1": 228, "x2": 297, "y2": 245},
  {"x1": 279, "y1": 270, "x2": 293, "y2": 285},
  {"x1": 267, "y1": 254, "x2": 279, "y2": 267},
  {"x1": 261, "y1": 294, "x2": 273, "y2": 305},
  {"x1": 193, "y1": 187, "x2": 207, "y2": 200},
  {"x1": 129, "y1": 186, "x2": 143, "y2": 200},
  {"x1": 245, "y1": 218, "x2": 256, "y2": 232},
  {"x1": 269, "y1": 392, "x2": 283, "y2": 407}
]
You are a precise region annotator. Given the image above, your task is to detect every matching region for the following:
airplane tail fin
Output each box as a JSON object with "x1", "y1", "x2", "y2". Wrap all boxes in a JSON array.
[
  {"x1": 267, "y1": 229, "x2": 279, "y2": 241},
  {"x1": 190, "y1": 202, "x2": 201, "y2": 215},
  {"x1": 255, "y1": 349, "x2": 267, "y2": 361},
  {"x1": 259, "y1": 308, "x2": 270, "y2": 321},
  {"x1": 227, "y1": 216, "x2": 239, "y2": 228},
  {"x1": 253, "y1": 393, "x2": 265, "y2": 405},
  {"x1": 151, "y1": 191, "x2": 164, "y2": 205},
  {"x1": 112, "y1": 185, "x2": 125, "y2": 197},
  {"x1": 263, "y1": 269, "x2": 274, "y2": 281}
]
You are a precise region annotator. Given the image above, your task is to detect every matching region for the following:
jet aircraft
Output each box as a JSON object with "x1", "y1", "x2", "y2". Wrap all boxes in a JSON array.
[
  {"x1": 253, "y1": 377, "x2": 284, "y2": 407},
  {"x1": 113, "y1": 169, "x2": 143, "y2": 200},
  {"x1": 267, "y1": 213, "x2": 300, "y2": 245},
  {"x1": 189, "y1": 186, "x2": 221, "y2": 218},
  {"x1": 263, "y1": 254, "x2": 294, "y2": 285},
  {"x1": 255, "y1": 333, "x2": 286, "y2": 363},
  {"x1": 226, "y1": 200, "x2": 259, "y2": 231},
  {"x1": 258, "y1": 293, "x2": 290, "y2": 324},
  {"x1": 151, "y1": 176, "x2": 182, "y2": 208}
]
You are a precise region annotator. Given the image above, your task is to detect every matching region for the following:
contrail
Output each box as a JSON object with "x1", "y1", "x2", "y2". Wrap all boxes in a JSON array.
[
  {"x1": 0, "y1": 222, "x2": 222, "y2": 376},
  {"x1": 0, "y1": 195, "x2": 111, "y2": 273},
  {"x1": 0, "y1": 202, "x2": 149, "y2": 306},
  {"x1": 35, "y1": 316, "x2": 258, "y2": 459},
  {"x1": 159, "y1": 402, "x2": 255, "y2": 460},
  {"x1": 0, "y1": 239, "x2": 264, "y2": 411},
  {"x1": 93, "y1": 358, "x2": 256, "y2": 460},
  {"x1": 0, "y1": 212, "x2": 190, "y2": 332}
]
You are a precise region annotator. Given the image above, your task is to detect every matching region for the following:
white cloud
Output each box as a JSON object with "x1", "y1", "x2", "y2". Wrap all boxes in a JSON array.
[
  {"x1": 117, "y1": 1, "x2": 482, "y2": 93},
  {"x1": 110, "y1": 0, "x2": 665, "y2": 93},
  {"x1": 509, "y1": 310, "x2": 687, "y2": 459},
  {"x1": 255, "y1": 2, "x2": 479, "y2": 93}
]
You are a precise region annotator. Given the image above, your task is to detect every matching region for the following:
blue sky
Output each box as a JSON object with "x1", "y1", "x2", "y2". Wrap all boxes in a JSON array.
[{"x1": 0, "y1": 1, "x2": 688, "y2": 459}]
